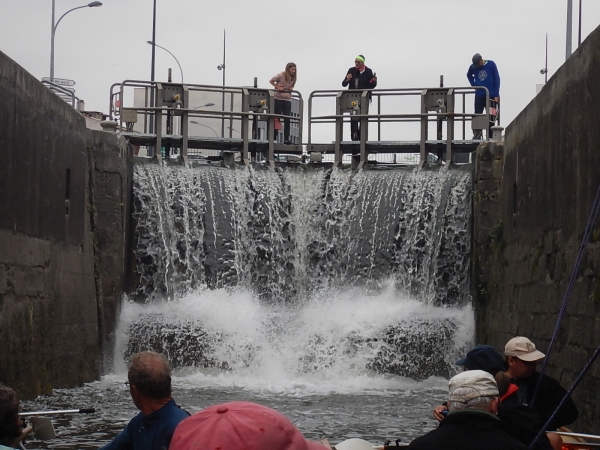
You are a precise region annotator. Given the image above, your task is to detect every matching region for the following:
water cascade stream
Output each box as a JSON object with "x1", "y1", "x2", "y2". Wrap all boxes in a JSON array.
[
  {"x1": 23, "y1": 163, "x2": 475, "y2": 448},
  {"x1": 125, "y1": 164, "x2": 473, "y2": 379}
]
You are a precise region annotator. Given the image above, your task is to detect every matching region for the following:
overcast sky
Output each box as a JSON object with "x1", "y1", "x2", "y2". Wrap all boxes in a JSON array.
[{"x1": 2, "y1": 0, "x2": 599, "y2": 140}]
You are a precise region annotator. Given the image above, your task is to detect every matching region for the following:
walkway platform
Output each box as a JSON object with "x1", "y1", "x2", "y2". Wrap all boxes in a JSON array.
[
  {"x1": 109, "y1": 81, "x2": 498, "y2": 168},
  {"x1": 122, "y1": 133, "x2": 482, "y2": 155}
]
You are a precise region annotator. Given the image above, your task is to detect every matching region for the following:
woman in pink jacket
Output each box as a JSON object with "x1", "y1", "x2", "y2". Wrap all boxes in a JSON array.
[{"x1": 269, "y1": 62, "x2": 297, "y2": 144}]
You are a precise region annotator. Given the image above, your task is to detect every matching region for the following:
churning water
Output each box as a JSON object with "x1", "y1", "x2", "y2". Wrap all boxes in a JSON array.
[{"x1": 22, "y1": 164, "x2": 475, "y2": 448}]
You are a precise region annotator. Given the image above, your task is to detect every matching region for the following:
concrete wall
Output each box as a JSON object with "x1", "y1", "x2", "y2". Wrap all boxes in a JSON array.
[
  {"x1": 0, "y1": 50, "x2": 130, "y2": 398},
  {"x1": 473, "y1": 26, "x2": 600, "y2": 432}
]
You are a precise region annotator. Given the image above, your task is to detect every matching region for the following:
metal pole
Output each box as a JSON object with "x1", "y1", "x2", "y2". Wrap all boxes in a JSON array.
[
  {"x1": 578, "y1": 0, "x2": 582, "y2": 46},
  {"x1": 566, "y1": 0, "x2": 573, "y2": 60},
  {"x1": 148, "y1": 42, "x2": 183, "y2": 82},
  {"x1": 149, "y1": 0, "x2": 156, "y2": 137},
  {"x1": 221, "y1": 29, "x2": 226, "y2": 137},
  {"x1": 50, "y1": 2, "x2": 101, "y2": 82},
  {"x1": 151, "y1": 0, "x2": 156, "y2": 83},
  {"x1": 50, "y1": 0, "x2": 55, "y2": 81},
  {"x1": 545, "y1": 34, "x2": 548, "y2": 83}
]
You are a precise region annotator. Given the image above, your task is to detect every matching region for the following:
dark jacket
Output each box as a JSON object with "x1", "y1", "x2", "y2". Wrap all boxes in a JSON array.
[
  {"x1": 100, "y1": 399, "x2": 190, "y2": 450},
  {"x1": 499, "y1": 384, "x2": 553, "y2": 450},
  {"x1": 513, "y1": 371, "x2": 578, "y2": 430},
  {"x1": 342, "y1": 66, "x2": 377, "y2": 90},
  {"x1": 407, "y1": 409, "x2": 528, "y2": 450}
]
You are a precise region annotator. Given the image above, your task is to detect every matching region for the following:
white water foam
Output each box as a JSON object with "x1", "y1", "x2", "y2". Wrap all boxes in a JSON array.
[{"x1": 112, "y1": 281, "x2": 473, "y2": 396}]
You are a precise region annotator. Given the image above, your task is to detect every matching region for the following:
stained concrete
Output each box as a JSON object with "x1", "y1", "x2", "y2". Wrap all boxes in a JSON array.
[
  {"x1": 0, "y1": 50, "x2": 130, "y2": 398},
  {"x1": 473, "y1": 26, "x2": 600, "y2": 432}
]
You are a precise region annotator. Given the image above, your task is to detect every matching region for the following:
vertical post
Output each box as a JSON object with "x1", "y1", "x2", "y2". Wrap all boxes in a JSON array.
[
  {"x1": 221, "y1": 29, "x2": 226, "y2": 138},
  {"x1": 149, "y1": 0, "x2": 157, "y2": 153},
  {"x1": 566, "y1": 0, "x2": 573, "y2": 60},
  {"x1": 377, "y1": 94, "x2": 381, "y2": 140},
  {"x1": 50, "y1": 0, "x2": 56, "y2": 82},
  {"x1": 544, "y1": 34, "x2": 548, "y2": 83},
  {"x1": 578, "y1": 0, "x2": 582, "y2": 47},
  {"x1": 436, "y1": 76, "x2": 444, "y2": 163},
  {"x1": 181, "y1": 86, "x2": 189, "y2": 164},
  {"x1": 334, "y1": 93, "x2": 343, "y2": 167},
  {"x1": 229, "y1": 92, "x2": 234, "y2": 138},
  {"x1": 446, "y1": 89, "x2": 454, "y2": 165},
  {"x1": 419, "y1": 89, "x2": 428, "y2": 168}
]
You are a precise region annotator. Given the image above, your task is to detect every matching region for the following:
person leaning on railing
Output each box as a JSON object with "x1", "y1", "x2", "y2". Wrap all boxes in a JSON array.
[
  {"x1": 269, "y1": 62, "x2": 297, "y2": 145},
  {"x1": 342, "y1": 54, "x2": 377, "y2": 142},
  {"x1": 466, "y1": 53, "x2": 500, "y2": 139}
]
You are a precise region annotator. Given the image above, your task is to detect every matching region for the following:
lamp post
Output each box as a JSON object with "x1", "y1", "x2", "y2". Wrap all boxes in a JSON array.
[
  {"x1": 193, "y1": 103, "x2": 215, "y2": 109},
  {"x1": 190, "y1": 121, "x2": 219, "y2": 137},
  {"x1": 50, "y1": 0, "x2": 102, "y2": 81},
  {"x1": 217, "y1": 29, "x2": 226, "y2": 137},
  {"x1": 149, "y1": 0, "x2": 156, "y2": 139},
  {"x1": 566, "y1": 0, "x2": 573, "y2": 59},
  {"x1": 578, "y1": 0, "x2": 583, "y2": 46},
  {"x1": 191, "y1": 103, "x2": 217, "y2": 137},
  {"x1": 147, "y1": 41, "x2": 183, "y2": 82}
]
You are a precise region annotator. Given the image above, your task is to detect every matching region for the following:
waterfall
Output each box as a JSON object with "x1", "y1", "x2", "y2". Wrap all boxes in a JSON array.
[{"x1": 123, "y1": 164, "x2": 474, "y2": 381}]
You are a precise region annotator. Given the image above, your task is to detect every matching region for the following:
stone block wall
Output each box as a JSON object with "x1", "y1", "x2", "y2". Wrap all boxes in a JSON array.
[
  {"x1": 473, "y1": 25, "x2": 600, "y2": 432},
  {"x1": 0, "y1": 50, "x2": 130, "y2": 398}
]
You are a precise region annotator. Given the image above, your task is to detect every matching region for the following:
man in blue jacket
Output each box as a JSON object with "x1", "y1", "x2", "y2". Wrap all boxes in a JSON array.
[
  {"x1": 100, "y1": 351, "x2": 190, "y2": 450},
  {"x1": 467, "y1": 53, "x2": 500, "y2": 139}
]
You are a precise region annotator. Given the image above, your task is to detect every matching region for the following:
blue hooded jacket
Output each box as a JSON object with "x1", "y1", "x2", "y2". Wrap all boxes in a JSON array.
[
  {"x1": 100, "y1": 399, "x2": 190, "y2": 450},
  {"x1": 467, "y1": 60, "x2": 500, "y2": 98}
]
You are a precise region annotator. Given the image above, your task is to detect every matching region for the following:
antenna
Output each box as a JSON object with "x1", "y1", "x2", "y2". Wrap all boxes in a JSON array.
[
  {"x1": 566, "y1": 0, "x2": 573, "y2": 60},
  {"x1": 540, "y1": 33, "x2": 548, "y2": 83}
]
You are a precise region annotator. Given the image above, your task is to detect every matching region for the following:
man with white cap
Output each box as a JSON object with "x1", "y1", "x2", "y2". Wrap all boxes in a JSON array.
[
  {"x1": 407, "y1": 370, "x2": 527, "y2": 449},
  {"x1": 505, "y1": 336, "x2": 578, "y2": 430}
]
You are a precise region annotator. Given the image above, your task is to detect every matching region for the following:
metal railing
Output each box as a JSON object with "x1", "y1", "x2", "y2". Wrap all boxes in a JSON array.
[
  {"x1": 108, "y1": 80, "x2": 303, "y2": 166},
  {"x1": 307, "y1": 86, "x2": 492, "y2": 169},
  {"x1": 42, "y1": 80, "x2": 81, "y2": 109}
]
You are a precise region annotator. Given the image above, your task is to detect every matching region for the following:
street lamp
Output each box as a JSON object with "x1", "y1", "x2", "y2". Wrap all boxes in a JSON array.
[
  {"x1": 50, "y1": 0, "x2": 102, "y2": 81},
  {"x1": 190, "y1": 121, "x2": 219, "y2": 137},
  {"x1": 217, "y1": 29, "x2": 226, "y2": 137},
  {"x1": 146, "y1": 41, "x2": 183, "y2": 82}
]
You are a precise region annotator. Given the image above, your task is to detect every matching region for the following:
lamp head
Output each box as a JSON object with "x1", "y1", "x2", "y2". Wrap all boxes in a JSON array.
[
  {"x1": 204, "y1": 103, "x2": 215, "y2": 107},
  {"x1": 88, "y1": 1, "x2": 102, "y2": 7},
  {"x1": 217, "y1": 64, "x2": 225, "y2": 70},
  {"x1": 147, "y1": 41, "x2": 153, "y2": 45}
]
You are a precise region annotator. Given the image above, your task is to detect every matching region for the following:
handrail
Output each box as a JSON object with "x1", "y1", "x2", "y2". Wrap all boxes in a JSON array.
[
  {"x1": 109, "y1": 80, "x2": 304, "y2": 166},
  {"x1": 307, "y1": 86, "x2": 491, "y2": 168},
  {"x1": 42, "y1": 80, "x2": 80, "y2": 109}
]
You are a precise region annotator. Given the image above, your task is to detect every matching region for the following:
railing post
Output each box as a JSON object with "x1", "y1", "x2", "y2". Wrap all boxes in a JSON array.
[
  {"x1": 446, "y1": 88, "x2": 455, "y2": 165},
  {"x1": 334, "y1": 93, "x2": 343, "y2": 167},
  {"x1": 419, "y1": 89, "x2": 428, "y2": 168},
  {"x1": 155, "y1": 83, "x2": 163, "y2": 163}
]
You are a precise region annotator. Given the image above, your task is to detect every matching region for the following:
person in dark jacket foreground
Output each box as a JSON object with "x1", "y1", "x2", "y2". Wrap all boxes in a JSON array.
[
  {"x1": 433, "y1": 345, "x2": 560, "y2": 450},
  {"x1": 100, "y1": 351, "x2": 190, "y2": 450},
  {"x1": 342, "y1": 54, "x2": 377, "y2": 142},
  {"x1": 0, "y1": 385, "x2": 30, "y2": 450},
  {"x1": 409, "y1": 370, "x2": 527, "y2": 450},
  {"x1": 504, "y1": 336, "x2": 578, "y2": 431}
]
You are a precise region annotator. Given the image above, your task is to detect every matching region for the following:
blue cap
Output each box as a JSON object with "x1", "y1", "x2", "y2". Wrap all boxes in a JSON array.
[{"x1": 456, "y1": 345, "x2": 505, "y2": 373}]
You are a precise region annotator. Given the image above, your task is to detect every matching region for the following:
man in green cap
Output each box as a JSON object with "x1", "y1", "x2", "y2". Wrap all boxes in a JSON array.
[{"x1": 342, "y1": 54, "x2": 377, "y2": 141}]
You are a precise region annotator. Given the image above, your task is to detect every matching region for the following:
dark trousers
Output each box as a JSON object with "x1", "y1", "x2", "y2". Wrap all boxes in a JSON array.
[
  {"x1": 274, "y1": 99, "x2": 292, "y2": 141},
  {"x1": 474, "y1": 96, "x2": 496, "y2": 137}
]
